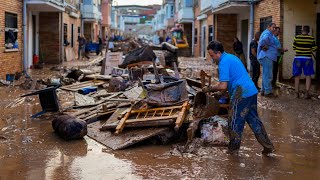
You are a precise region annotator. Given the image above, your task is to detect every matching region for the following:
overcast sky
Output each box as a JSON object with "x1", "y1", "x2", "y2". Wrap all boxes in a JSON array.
[{"x1": 114, "y1": 0, "x2": 162, "y2": 6}]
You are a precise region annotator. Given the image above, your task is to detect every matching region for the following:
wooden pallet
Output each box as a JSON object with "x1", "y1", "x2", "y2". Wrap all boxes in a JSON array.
[{"x1": 114, "y1": 101, "x2": 190, "y2": 134}]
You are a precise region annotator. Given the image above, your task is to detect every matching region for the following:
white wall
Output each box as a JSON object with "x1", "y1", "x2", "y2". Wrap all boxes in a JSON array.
[
  {"x1": 282, "y1": 0, "x2": 317, "y2": 79},
  {"x1": 237, "y1": 11, "x2": 250, "y2": 70},
  {"x1": 201, "y1": 0, "x2": 212, "y2": 11}
]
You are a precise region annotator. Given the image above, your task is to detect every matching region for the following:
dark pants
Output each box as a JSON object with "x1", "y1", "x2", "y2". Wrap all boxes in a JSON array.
[
  {"x1": 272, "y1": 56, "x2": 280, "y2": 85},
  {"x1": 228, "y1": 94, "x2": 274, "y2": 151},
  {"x1": 251, "y1": 59, "x2": 260, "y2": 88}
]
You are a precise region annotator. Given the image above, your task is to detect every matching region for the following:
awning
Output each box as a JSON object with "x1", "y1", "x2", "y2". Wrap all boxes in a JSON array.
[
  {"x1": 197, "y1": 14, "x2": 207, "y2": 21},
  {"x1": 212, "y1": 2, "x2": 250, "y2": 14},
  {"x1": 27, "y1": 1, "x2": 65, "y2": 12}
]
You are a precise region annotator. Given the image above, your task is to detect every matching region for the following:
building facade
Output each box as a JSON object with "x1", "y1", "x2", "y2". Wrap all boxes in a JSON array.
[
  {"x1": 101, "y1": 0, "x2": 112, "y2": 39},
  {"x1": 81, "y1": 0, "x2": 102, "y2": 43},
  {"x1": 0, "y1": 0, "x2": 23, "y2": 78}
]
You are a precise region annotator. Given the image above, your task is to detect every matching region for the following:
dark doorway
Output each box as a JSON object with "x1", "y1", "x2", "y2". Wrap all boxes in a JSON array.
[
  {"x1": 71, "y1": 24, "x2": 74, "y2": 47},
  {"x1": 260, "y1": 16, "x2": 272, "y2": 33},
  {"x1": 32, "y1": 15, "x2": 36, "y2": 55},
  {"x1": 241, "y1": 19, "x2": 248, "y2": 61}
]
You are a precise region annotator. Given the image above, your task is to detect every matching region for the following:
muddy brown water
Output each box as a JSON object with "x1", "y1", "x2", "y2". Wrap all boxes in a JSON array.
[{"x1": 1, "y1": 71, "x2": 320, "y2": 179}]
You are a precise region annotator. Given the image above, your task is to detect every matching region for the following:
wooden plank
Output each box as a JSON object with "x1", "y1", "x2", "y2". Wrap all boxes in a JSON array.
[
  {"x1": 87, "y1": 121, "x2": 170, "y2": 150},
  {"x1": 130, "y1": 105, "x2": 182, "y2": 114},
  {"x1": 115, "y1": 107, "x2": 132, "y2": 135},
  {"x1": 125, "y1": 115, "x2": 178, "y2": 123},
  {"x1": 174, "y1": 101, "x2": 190, "y2": 131},
  {"x1": 100, "y1": 119, "x2": 175, "y2": 130},
  {"x1": 185, "y1": 78, "x2": 202, "y2": 88},
  {"x1": 60, "y1": 81, "x2": 105, "y2": 91}
]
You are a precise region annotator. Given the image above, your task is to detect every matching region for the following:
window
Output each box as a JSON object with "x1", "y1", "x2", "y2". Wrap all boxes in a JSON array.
[
  {"x1": 170, "y1": 6, "x2": 174, "y2": 17},
  {"x1": 5, "y1": 12, "x2": 18, "y2": 50},
  {"x1": 260, "y1": 16, "x2": 272, "y2": 33},
  {"x1": 185, "y1": 0, "x2": 193, "y2": 7},
  {"x1": 194, "y1": 28, "x2": 198, "y2": 44},
  {"x1": 64, "y1": 23, "x2": 68, "y2": 42},
  {"x1": 295, "y1": 25, "x2": 303, "y2": 36},
  {"x1": 208, "y1": 25, "x2": 213, "y2": 42}
]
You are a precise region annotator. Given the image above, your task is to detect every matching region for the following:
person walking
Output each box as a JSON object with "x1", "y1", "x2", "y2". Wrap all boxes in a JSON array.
[
  {"x1": 272, "y1": 27, "x2": 287, "y2": 87},
  {"x1": 250, "y1": 32, "x2": 261, "y2": 89},
  {"x1": 233, "y1": 37, "x2": 247, "y2": 69},
  {"x1": 203, "y1": 40, "x2": 275, "y2": 155},
  {"x1": 292, "y1": 25, "x2": 317, "y2": 99},
  {"x1": 258, "y1": 23, "x2": 278, "y2": 97}
]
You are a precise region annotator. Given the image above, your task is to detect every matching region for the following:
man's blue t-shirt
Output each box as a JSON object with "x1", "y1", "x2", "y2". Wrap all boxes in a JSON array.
[{"x1": 218, "y1": 52, "x2": 258, "y2": 99}]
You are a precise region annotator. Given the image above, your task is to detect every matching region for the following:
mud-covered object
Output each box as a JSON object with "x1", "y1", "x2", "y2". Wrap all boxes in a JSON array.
[
  {"x1": 66, "y1": 69, "x2": 84, "y2": 81},
  {"x1": 52, "y1": 115, "x2": 87, "y2": 140},
  {"x1": 200, "y1": 116, "x2": 229, "y2": 145},
  {"x1": 119, "y1": 46, "x2": 156, "y2": 68},
  {"x1": 108, "y1": 77, "x2": 130, "y2": 92},
  {"x1": 144, "y1": 79, "x2": 188, "y2": 107}
]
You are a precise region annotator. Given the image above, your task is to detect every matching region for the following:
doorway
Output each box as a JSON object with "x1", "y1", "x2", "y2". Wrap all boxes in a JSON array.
[
  {"x1": 71, "y1": 24, "x2": 74, "y2": 47},
  {"x1": 241, "y1": 19, "x2": 248, "y2": 67}
]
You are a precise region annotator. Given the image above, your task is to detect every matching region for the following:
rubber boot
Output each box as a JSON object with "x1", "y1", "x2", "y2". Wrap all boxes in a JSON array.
[{"x1": 254, "y1": 127, "x2": 275, "y2": 155}]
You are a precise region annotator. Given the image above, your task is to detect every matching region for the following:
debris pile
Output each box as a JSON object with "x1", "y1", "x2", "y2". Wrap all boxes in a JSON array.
[{"x1": 16, "y1": 45, "x2": 230, "y2": 151}]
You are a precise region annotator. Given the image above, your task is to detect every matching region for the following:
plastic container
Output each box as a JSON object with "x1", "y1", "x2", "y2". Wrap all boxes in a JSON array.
[
  {"x1": 33, "y1": 54, "x2": 39, "y2": 64},
  {"x1": 78, "y1": 86, "x2": 97, "y2": 95},
  {"x1": 6, "y1": 74, "x2": 15, "y2": 82}
]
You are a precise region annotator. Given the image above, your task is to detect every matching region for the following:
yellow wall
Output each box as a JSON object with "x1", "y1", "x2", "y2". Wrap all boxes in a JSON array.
[{"x1": 282, "y1": 0, "x2": 317, "y2": 79}]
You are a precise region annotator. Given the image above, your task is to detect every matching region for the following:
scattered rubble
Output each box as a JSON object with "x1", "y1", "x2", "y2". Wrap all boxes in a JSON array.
[{"x1": 14, "y1": 45, "x2": 232, "y2": 151}]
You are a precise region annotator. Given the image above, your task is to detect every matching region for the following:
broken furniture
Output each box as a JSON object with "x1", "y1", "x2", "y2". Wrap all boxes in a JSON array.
[
  {"x1": 200, "y1": 70, "x2": 211, "y2": 88},
  {"x1": 101, "y1": 52, "x2": 123, "y2": 75},
  {"x1": 21, "y1": 86, "x2": 60, "y2": 118},
  {"x1": 103, "y1": 101, "x2": 190, "y2": 134}
]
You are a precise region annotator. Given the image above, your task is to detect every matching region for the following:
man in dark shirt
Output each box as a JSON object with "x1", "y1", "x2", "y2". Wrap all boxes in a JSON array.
[{"x1": 250, "y1": 32, "x2": 261, "y2": 89}]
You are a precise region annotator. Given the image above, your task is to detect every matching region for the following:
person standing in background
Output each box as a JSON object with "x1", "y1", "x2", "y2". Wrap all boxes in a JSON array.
[
  {"x1": 272, "y1": 27, "x2": 288, "y2": 87},
  {"x1": 250, "y1": 32, "x2": 261, "y2": 89},
  {"x1": 258, "y1": 23, "x2": 278, "y2": 97},
  {"x1": 233, "y1": 37, "x2": 247, "y2": 69},
  {"x1": 292, "y1": 25, "x2": 317, "y2": 99}
]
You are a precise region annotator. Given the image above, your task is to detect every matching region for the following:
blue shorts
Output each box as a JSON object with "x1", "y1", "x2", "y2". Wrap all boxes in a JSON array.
[{"x1": 292, "y1": 56, "x2": 315, "y2": 76}]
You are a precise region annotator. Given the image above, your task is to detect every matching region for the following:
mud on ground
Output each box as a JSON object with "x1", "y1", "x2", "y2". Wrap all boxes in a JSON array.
[{"x1": 0, "y1": 69, "x2": 320, "y2": 179}]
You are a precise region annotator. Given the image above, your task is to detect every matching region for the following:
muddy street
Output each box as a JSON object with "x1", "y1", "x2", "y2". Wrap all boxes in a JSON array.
[{"x1": 0, "y1": 73, "x2": 320, "y2": 179}]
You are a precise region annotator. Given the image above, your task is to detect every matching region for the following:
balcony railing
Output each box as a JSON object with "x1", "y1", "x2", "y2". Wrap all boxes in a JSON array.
[
  {"x1": 177, "y1": 7, "x2": 194, "y2": 23},
  {"x1": 28, "y1": 0, "x2": 64, "y2": 4},
  {"x1": 65, "y1": 0, "x2": 79, "y2": 9},
  {"x1": 82, "y1": 12, "x2": 102, "y2": 20},
  {"x1": 81, "y1": 3, "x2": 102, "y2": 21}
]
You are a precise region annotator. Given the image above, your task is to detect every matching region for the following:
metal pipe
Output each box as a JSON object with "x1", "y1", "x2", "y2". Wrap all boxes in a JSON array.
[
  {"x1": 248, "y1": 0, "x2": 255, "y2": 71},
  {"x1": 191, "y1": 21, "x2": 195, "y2": 56},
  {"x1": 23, "y1": 0, "x2": 30, "y2": 77}
]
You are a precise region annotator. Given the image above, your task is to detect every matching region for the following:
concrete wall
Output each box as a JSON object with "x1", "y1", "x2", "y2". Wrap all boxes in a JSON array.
[
  {"x1": 63, "y1": 12, "x2": 81, "y2": 59},
  {"x1": 237, "y1": 10, "x2": 250, "y2": 69},
  {"x1": 282, "y1": 0, "x2": 317, "y2": 79},
  {"x1": 194, "y1": 3, "x2": 201, "y2": 57},
  {"x1": 39, "y1": 12, "x2": 61, "y2": 64},
  {"x1": 0, "y1": 0, "x2": 23, "y2": 78}
]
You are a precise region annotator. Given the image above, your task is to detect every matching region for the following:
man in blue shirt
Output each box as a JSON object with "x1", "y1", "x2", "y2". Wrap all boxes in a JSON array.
[
  {"x1": 203, "y1": 40, "x2": 275, "y2": 155},
  {"x1": 258, "y1": 23, "x2": 278, "y2": 97}
]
